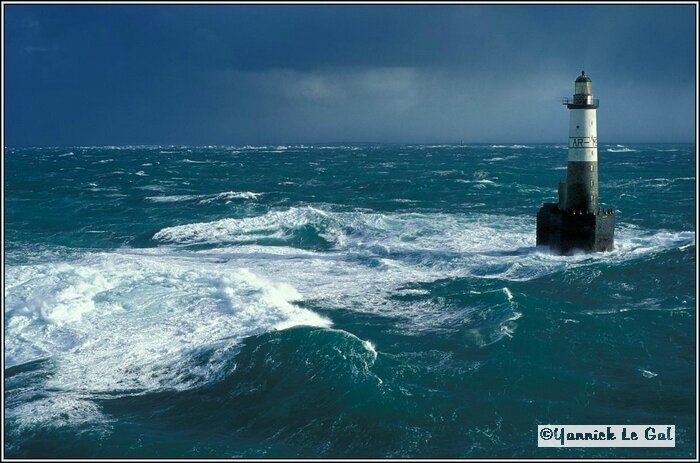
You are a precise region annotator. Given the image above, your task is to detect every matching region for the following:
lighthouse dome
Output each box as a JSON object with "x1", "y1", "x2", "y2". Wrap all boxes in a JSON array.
[{"x1": 575, "y1": 71, "x2": 592, "y2": 83}]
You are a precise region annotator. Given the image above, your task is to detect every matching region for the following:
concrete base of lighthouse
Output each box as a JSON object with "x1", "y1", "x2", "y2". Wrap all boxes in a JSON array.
[{"x1": 536, "y1": 203, "x2": 615, "y2": 255}]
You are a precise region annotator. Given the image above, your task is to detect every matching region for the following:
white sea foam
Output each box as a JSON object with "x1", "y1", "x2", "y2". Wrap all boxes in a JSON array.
[
  {"x1": 152, "y1": 207, "x2": 694, "y2": 274},
  {"x1": 146, "y1": 194, "x2": 202, "y2": 203},
  {"x1": 500, "y1": 325, "x2": 515, "y2": 338},
  {"x1": 490, "y1": 144, "x2": 533, "y2": 149},
  {"x1": 148, "y1": 207, "x2": 540, "y2": 342},
  {"x1": 485, "y1": 156, "x2": 518, "y2": 162},
  {"x1": 198, "y1": 191, "x2": 262, "y2": 203},
  {"x1": 432, "y1": 169, "x2": 457, "y2": 176},
  {"x1": 502, "y1": 287, "x2": 513, "y2": 301},
  {"x1": 146, "y1": 209, "x2": 692, "y2": 345},
  {"x1": 146, "y1": 191, "x2": 262, "y2": 204},
  {"x1": 456, "y1": 172, "x2": 497, "y2": 187},
  {"x1": 5, "y1": 252, "x2": 331, "y2": 393},
  {"x1": 395, "y1": 288, "x2": 430, "y2": 296},
  {"x1": 314, "y1": 145, "x2": 361, "y2": 151},
  {"x1": 5, "y1": 250, "x2": 334, "y2": 432},
  {"x1": 5, "y1": 393, "x2": 112, "y2": 434},
  {"x1": 606, "y1": 145, "x2": 637, "y2": 153},
  {"x1": 639, "y1": 369, "x2": 658, "y2": 379},
  {"x1": 153, "y1": 206, "x2": 337, "y2": 245},
  {"x1": 363, "y1": 340, "x2": 378, "y2": 362}
]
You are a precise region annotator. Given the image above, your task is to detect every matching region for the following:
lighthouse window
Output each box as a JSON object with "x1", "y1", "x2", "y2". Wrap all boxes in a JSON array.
[
  {"x1": 591, "y1": 180, "x2": 594, "y2": 186},
  {"x1": 590, "y1": 165, "x2": 594, "y2": 171},
  {"x1": 576, "y1": 125, "x2": 580, "y2": 129}
]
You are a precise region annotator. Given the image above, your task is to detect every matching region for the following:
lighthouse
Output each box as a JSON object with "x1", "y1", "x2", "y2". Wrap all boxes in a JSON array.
[{"x1": 536, "y1": 71, "x2": 615, "y2": 254}]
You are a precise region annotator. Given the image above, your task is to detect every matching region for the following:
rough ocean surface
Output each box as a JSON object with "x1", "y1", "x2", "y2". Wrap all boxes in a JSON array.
[{"x1": 4, "y1": 143, "x2": 696, "y2": 458}]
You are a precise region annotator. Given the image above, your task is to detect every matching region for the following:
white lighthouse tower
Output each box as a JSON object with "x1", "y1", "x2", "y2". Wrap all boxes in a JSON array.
[
  {"x1": 536, "y1": 71, "x2": 614, "y2": 254},
  {"x1": 561, "y1": 70, "x2": 599, "y2": 213}
]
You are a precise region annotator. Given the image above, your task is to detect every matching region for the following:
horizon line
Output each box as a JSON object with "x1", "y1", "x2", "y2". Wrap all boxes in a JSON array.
[{"x1": 4, "y1": 141, "x2": 696, "y2": 149}]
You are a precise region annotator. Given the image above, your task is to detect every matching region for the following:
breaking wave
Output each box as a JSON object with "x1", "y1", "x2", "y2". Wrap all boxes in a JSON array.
[
  {"x1": 146, "y1": 191, "x2": 262, "y2": 204},
  {"x1": 489, "y1": 145, "x2": 534, "y2": 149},
  {"x1": 5, "y1": 253, "x2": 331, "y2": 393},
  {"x1": 152, "y1": 206, "x2": 694, "y2": 271},
  {"x1": 606, "y1": 144, "x2": 637, "y2": 153}
]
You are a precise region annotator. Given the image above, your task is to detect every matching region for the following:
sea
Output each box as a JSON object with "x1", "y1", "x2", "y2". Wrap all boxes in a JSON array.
[{"x1": 3, "y1": 143, "x2": 696, "y2": 458}]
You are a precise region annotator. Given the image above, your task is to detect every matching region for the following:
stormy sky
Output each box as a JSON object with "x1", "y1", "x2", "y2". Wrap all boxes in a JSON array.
[{"x1": 4, "y1": 4, "x2": 696, "y2": 146}]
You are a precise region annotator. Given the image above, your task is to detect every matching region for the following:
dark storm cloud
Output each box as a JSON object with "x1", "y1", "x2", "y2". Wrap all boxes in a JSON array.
[{"x1": 4, "y1": 4, "x2": 696, "y2": 145}]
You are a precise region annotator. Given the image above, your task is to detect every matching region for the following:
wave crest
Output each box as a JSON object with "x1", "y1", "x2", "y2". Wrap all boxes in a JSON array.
[
  {"x1": 146, "y1": 191, "x2": 261, "y2": 204},
  {"x1": 5, "y1": 255, "x2": 331, "y2": 393}
]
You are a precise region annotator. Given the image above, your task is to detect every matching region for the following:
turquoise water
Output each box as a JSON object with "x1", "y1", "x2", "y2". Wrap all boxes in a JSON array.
[{"x1": 4, "y1": 143, "x2": 696, "y2": 458}]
